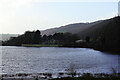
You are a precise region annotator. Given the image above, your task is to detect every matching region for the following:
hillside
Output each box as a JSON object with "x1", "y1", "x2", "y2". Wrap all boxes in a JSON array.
[
  {"x1": 0, "y1": 34, "x2": 19, "y2": 41},
  {"x1": 78, "y1": 16, "x2": 120, "y2": 53},
  {"x1": 41, "y1": 20, "x2": 103, "y2": 35},
  {"x1": 41, "y1": 16, "x2": 120, "y2": 53},
  {"x1": 78, "y1": 17, "x2": 119, "y2": 38}
]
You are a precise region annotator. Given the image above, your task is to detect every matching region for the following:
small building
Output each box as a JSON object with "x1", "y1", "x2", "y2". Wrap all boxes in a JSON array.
[{"x1": 75, "y1": 40, "x2": 86, "y2": 43}]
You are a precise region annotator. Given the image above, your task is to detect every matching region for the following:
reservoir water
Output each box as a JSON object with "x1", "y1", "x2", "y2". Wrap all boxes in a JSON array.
[{"x1": 1, "y1": 46, "x2": 120, "y2": 74}]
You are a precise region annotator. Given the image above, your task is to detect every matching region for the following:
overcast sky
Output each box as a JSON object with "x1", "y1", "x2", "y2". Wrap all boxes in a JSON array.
[{"x1": 0, "y1": 0, "x2": 119, "y2": 34}]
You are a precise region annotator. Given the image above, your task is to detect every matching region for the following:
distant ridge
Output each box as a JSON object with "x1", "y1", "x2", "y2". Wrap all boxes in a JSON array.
[
  {"x1": 41, "y1": 20, "x2": 103, "y2": 35},
  {"x1": 0, "y1": 34, "x2": 19, "y2": 41}
]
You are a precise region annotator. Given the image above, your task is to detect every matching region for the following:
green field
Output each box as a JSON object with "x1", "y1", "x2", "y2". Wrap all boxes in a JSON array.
[{"x1": 21, "y1": 44, "x2": 60, "y2": 47}]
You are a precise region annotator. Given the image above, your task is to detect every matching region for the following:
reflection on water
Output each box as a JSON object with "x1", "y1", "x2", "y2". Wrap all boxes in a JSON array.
[{"x1": 1, "y1": 46, "x2": 119, "y2": 74}]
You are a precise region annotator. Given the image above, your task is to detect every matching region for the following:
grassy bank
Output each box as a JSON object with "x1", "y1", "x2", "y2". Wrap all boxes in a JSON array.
[{"x1": 21, "y1": 44, "x2": 60, "y2": 47}]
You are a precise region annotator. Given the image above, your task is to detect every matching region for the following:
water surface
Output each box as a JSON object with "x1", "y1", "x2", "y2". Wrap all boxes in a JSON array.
[{"x1": 1, "y1": 46, "x2": 120, "y2": 74}]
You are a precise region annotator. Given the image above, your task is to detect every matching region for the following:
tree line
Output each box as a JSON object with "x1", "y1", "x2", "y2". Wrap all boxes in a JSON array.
[{"x1": 2, "y1": 30, "x2": 80, "y2": 46}]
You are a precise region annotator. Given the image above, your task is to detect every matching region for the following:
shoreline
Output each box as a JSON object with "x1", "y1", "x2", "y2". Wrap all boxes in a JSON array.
[
  {"x1": 1, "y1": 45, "x2": 119, "y2": 54},
  {"x1": 1, "y1": 72, "x2": 120, "y2": 80}
]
